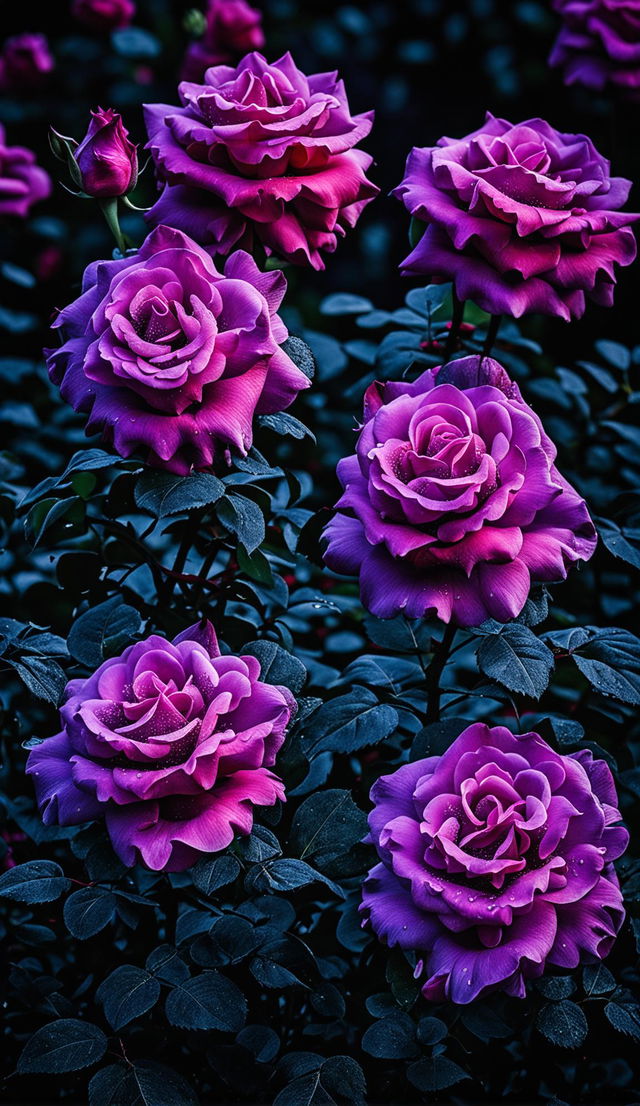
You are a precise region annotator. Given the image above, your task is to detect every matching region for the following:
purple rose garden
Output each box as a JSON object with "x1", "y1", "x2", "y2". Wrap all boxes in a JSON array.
[{"x1": 1, "y1": 5, "x2": 639, "y2": 1105}]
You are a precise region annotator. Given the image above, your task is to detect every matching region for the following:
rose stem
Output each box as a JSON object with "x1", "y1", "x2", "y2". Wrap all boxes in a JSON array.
[
  {"x1": 425, "y1": 622, "x2": 457, "y2": 724},
  {"x1": 444, "y1": 290, "x2": 465, "y2": 361},
  {"x1": 482, "y1": 314, "x2": 502, "y2": 358},
  {"x1": 99, "y1": 197, "x2": 128, "y2": 256}
]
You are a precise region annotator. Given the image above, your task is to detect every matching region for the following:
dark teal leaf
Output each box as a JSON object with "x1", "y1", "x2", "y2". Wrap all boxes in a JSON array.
[
  {"x1": 0, "y1": 860, "x2": 70, "y2": 903},
  {"x1": 289, "y1": 789, "x2": 367, "y2": 869},
  {"x1": 97, "y1": 965, "x2": 161, "y2": 1031},
  {"x1": 63, "y1": 887, "x2": 116, "y2": 939},
  {"x1": 18, "y1": 1019, "x2": 107, "y2": 1074},
  {"x1": 362, "y1": 1014, "x2": 419, "y2": 1059},
  {"x1": 302, "y1": 688, "x2": 398, "y2": 756},
  {"x1": 536, "y1": 1000, "x2": 588, "y2": 1048},
  {"x1": 164, "y1": 971, "x2": 246, "y2": 1032},
  {"x1": 134, "y1": 471, "x2": 224, "y2": 518},
  {"x1": 67, "y1": 596, "x2": 142, "y2": 668},
  {"x1": 407, "y1": 1056, "x2": 469, "y2": 1092},
  {"x1": 477, "y1": 624, "x2": 554, "y2": 698},
  {"x1": 243, "y1": 639, "x2": 306, "y2": 694}
]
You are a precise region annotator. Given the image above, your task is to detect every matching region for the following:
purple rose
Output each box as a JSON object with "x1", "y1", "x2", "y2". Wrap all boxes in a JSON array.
[
  {"x1": 393, "y1": 113, "x2": 638, "y2": 321},
  {"x1": 361, "y1": 723, "x2": 628, "y2": 1004},
  {"x1": 322, "y1": 356, "x2": 597, "y2": 628},
  {"x1": 181, "y1": 0, "x2": 266, "y2": 83},
  {"x1": 46, "y1": 224, "x2": 309, "y2": 473},
  {"x1": 74, "y1": 107, "x2": 138, "y2": 198},
  {"x1": 0, "y1": 124, "x2": 51, "y2": 219},
  {"x1": 550, "y1": 0, "x2": 640, "y2": 100},
  {"x1": 27, "y1": 621, "x2": 293, "y2": 872},
  {"x1": 71, "y1": 0, "x2": 135, "y2": 32},
  {"x1": 144, "y1": 51, "x2": 378, "y2": 270},
  {"x1": 0, "y1": 33, "x2": 53, "y2": 91}
]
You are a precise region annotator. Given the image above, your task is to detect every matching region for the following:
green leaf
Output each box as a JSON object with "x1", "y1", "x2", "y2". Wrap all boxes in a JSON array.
[
  {"x1": 97, "y1": 964, "x2": 161, "y2": 1031},
  {"x1": 0, "y1": 860, "x2": 70, "y2": 903},
  {"x1": 302, "y1": 688, "x2": 398, "y2": 756},
  {"x1": 134, "y1": 471, "x2": 224, "y2": 518},
  {"x1": 164, "y1": 971, "x2": 246, "y2": 1032},
  {"x1": 477, "y1": 624, "x2": 554, "y2": 698},
  {"x1": 18, "y1": 1019, "x2": 107, "y2": 1074},
  {"x1": 536, "y1": 1000, "x2": 588, "y2": 1048},
  {"x1": 63, "y1": 887, "x2": 117, "y2": 939},
  {"x1": 67, "y1": 596, "x2": 142, "y2": 668}
]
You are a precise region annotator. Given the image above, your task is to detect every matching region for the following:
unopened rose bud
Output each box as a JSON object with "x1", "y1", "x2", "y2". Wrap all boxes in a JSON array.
[{"x1": 74, "y1": 108, "x2": 138, "y2": 198}]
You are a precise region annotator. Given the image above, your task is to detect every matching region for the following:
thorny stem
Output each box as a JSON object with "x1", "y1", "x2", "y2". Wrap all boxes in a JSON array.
[{"x1": 425, "y1": 623, "x2": 457, "y2": 724}]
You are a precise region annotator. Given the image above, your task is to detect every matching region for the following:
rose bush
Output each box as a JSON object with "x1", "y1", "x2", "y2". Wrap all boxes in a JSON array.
[
  {"x1": 26, "y1": 621, "x2": 293, "y2": 871},
  {"x1": 144, "y1": 51, "x2": 378, "y2": 269},
  {"x1": 361, "y1": 722, "x2": 628, "y2": 1003},
  {"x1": 0, "y1": 124, "x2": 51, "y2": 218},
  {"x1": 46, "y1": 223, "x2": 309, "y2": 472},
  {"x1": 393, "y1": 113, "x2": 638, "y2": 320},
  {"x1": 323, "y1": 355, "x2": 597, "y2": 626},
  {"x1": 181, "y1": 0, "x2": 265, "y2": 83},
  {"x1": 549, "y1": 0, "x2": 640, "y2": 100},
  {"x1": 73, "y1": 107, "x2": 138, "y2": 198}
]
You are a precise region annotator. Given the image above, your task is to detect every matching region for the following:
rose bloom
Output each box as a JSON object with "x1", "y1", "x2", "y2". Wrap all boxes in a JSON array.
[
  {"x1": 27, "y1": 621, "x2": 293, "y2": 872},
  {"x1": 0, "y1": 33, "x2": 53, "y2": 91},
  {"x1": 74, "y1": 107, "x2": 138, "y2": 198},
  {"x1": 550, "y1": 0, "x2": 640, "y2": 100},
  {"x1": 46, "y1": 224, "x2": 309, "y2": 473},
  {"x1": 144, "y1": 51, "x2": 378, "y2": 269},
  {"x1": 362, "y1": 723, "x2": 628, "y2": 1003},
  {"x1": 72, "y1": 0, "x2": 135, "y2": 32},
  {"x1": 181, "y1": 0, "x2": 265, "y2": 83},
  {"x1": 322, "y1": 355, "x2": 597, "y2": 628},
  {"x1": 0, "y1": 125, "x2": 51, "y2": 218},
  {"x1": 393, "y1": 113, "x2": 638, "y2": 321}
]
